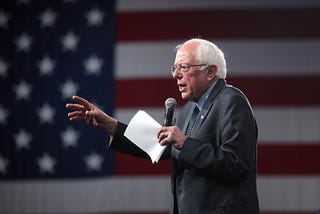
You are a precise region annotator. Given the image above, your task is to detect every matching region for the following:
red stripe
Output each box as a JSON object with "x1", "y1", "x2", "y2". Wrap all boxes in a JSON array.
[
  {"x1": 228, "y1": 75, "x2": 320, "y2": 106},
  {"x1": 115, "y1": 153, "x2": 170, "y2": 175},
  {"x1": 116, "y1": 77, "x2": 182, "y2": 108},
  {"x1": 117, "y1": 8, "x2": 320, "y2": 41},
  {"x1": 115, "y1": 76, "x2": 320, "y2": 107},
  {"x1": 116, "y1": 144, "x2": 320, "y2": 175},
  {"x1": 258, "y1": 143, "x2": 320, "y2": 175}
]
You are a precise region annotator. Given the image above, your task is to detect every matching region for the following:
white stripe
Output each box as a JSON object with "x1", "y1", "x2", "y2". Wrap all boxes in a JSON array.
[
  {"x1": 0, "y1": 176, "x2": 171, "y2": 213},
  {"x1": 115, "y1": 40, "x2": 320, "y2": 78},
  {"x1": 115, "y1": 41, "x2": 177, "y2": 79},
  {"x1": 258, "y1": 176, "x2": 320, "y2": 211},
  {"x1": 1, "y1": 176, "x2": 320, "y2": 213},
  {"x1": 115, "y1": 107, "x2": 165, "y2": 124},
  {"x1": 117, "y1": 0, "x2": 320, "y2": 12},
  {"x1": 255, "y1": 107, "x2": 320, "y2": 143},
  {"x1": 114, "y1": 107, "x2": 320, "y2": 143}
]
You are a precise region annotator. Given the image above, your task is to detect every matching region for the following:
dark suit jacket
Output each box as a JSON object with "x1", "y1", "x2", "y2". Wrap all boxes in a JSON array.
[{"x1": 110, "y1": 79, "x2": 259, "y2": 214}]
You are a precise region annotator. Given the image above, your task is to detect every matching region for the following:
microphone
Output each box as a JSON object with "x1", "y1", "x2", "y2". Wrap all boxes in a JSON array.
[{"x1": 163, "y1": 98, "x2": 177, "y2": 126}]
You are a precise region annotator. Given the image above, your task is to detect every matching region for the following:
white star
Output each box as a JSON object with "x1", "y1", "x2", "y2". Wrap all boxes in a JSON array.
[
  {"x1": 84, "y1": 152, "x2": 103, "y2": 171},
  {"x1": 0, "y1": 10, "x2": 10, "y2": 28},
  {"x1": 61, "y1": 126, "x2": 80, "y2": 148},
  {"x1": 0, "y1": 58, "x2": 9, "y2": 78},
  {"x1": 15, "y1": 33, "x2": 33, "y2": 52},
  {"x1": 37, "y1": 103, "x2": 55, "y2": 124},
  {"x1": 85, "y1": 7, "x2": 104, "y2": 26},
  {"x1": 39, "y1": 8, "x2": 57, "y2": 27},
  {"x1": 37, "y1": 153, "x2": 56, "y2": 174},
  {"x1": 83, "y1": 55, "x2": 104, "y2": 75},
  {"x1": 13, "y1": 80, "x2": 32, "y2": 101},
  {"x1": 38, "y1": 55, "x2": 56, "y2": 76},
  {"x1": 0, "y1": 105, "x2": 9, "y2": 125},
  {"x1": 60, "y1": 79, "x2": 79, "y2": 99},
  {"x1": 0, "y1": 155, "x2": 9, "y2": 174},
  {"x1": 14, "y1": 129, "x2": 32, "y2": 150},
  {"x1": 61, "y1": 31, "x2": 79, "y2": 51}
]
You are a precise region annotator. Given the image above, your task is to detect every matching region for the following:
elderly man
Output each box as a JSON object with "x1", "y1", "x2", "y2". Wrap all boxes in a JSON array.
[{"x1": 66, "y1": 38, "x2": 260, "y2": 214}]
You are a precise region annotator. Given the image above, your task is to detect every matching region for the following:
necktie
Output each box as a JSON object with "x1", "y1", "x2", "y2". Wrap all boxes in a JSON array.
[{"x1": 186, "y1": 105, "x2": 199, "y2": 136}]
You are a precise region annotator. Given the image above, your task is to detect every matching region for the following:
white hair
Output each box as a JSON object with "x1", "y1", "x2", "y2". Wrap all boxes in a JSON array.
[{"x1": 176, "y1": 38, "x2": 227, "y2": 79}]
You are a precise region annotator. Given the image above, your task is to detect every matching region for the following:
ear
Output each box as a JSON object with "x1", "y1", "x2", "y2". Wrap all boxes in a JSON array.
[{"x1": 207, "y1": 65, "x2": 218, "y2": 81}]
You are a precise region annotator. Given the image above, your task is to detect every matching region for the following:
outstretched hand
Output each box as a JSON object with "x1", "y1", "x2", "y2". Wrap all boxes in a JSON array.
[{"x1": 66, "y1": 95, "x2": 117, "y2": 135}]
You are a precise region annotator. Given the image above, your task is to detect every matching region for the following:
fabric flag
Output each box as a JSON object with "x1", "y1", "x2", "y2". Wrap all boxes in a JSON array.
[
  {"x1": 0, "y1": 0, "x2": 117, "y2": 213},
  {"x1": 1, "y1": 0, "x2": 320, "y2": 214},
  {"x1": 114, "y1": 1, "x2": 320, "y2": 214}
]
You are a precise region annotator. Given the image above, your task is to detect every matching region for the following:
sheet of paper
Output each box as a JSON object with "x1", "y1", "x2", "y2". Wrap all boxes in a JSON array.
[{"x1": 124, "y1": 110, "x2": 167, "y2": 163}]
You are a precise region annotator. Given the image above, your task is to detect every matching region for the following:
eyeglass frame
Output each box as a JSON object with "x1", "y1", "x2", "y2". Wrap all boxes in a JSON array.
[{"x1": 170, "y1": 63, "x2": 207, "y2": 74}]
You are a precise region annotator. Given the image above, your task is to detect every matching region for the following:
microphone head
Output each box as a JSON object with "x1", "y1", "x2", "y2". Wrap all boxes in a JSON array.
[{"x1": 165, "y1": 97, "x2": 177, "y2": 109}]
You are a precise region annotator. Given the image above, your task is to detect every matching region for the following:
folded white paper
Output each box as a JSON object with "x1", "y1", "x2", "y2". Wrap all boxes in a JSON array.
[{"x1": 124, "y1": 110, "x2": 167, "y2": 163}]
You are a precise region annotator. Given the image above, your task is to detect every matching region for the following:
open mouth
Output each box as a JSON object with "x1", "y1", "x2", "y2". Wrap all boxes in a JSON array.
[{"x1": 177, "y1": 83, "x2": 187, "y2": 92}]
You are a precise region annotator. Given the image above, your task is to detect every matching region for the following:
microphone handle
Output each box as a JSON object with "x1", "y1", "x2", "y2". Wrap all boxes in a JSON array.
[{"x1": 164, "y1": 107, "x2": 174, "y2": 126}]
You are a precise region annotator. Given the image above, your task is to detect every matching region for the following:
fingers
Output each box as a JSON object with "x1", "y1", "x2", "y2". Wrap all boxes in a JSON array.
[
  {"x1": 157, "y1": 126, "x2": 187, "y2": 149},
  {"x1": 69, "y1": 115, "x2": 86, "y2": 122},
  {"x1": 67, "y1": 111, "x2": 85, "y2": 121},
  {"x1": 157, "y1": 127, "x2": 167, "y2": 140},
  {"x1": 158, "y1": 132, "x2": 167, "y2": 143},
  {"x1": 72, "y1": 95, "x2": 92, "y2": 109},
  {"x1": 66, "y1": 103, "x2": 87, "y2": 111},
  {"x1": 157, "y1": 128, "x2": 171, "y2": 146},
  {"x1": 66, "y1": 95, "x2": 101, "y2": 127},
  {"x1": 66, "y1": 96, "x2": 92, "y2": 116}
]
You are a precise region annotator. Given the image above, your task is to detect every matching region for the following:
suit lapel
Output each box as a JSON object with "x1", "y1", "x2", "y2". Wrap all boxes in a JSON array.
[
  {"x1": 181, "y1": 103, "x2": 196, "y2": 134},
  {"x1": 192, "y1": 79, "x2": 226, "y2": 132}
]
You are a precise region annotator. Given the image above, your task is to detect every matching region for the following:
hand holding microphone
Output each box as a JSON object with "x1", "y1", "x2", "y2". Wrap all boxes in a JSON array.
[{"x1": 158, "y1": 98, "x2": 187, "y2": 149}]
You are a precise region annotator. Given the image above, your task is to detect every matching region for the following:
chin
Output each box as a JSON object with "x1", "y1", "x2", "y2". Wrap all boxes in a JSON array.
[{"x1": 181, "y1": 93, "x2": 191, "y2": 101}]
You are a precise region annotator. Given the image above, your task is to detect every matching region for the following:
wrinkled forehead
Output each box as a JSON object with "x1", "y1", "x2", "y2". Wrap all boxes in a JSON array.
[
  {"x1": 174, "y1": 42, "x2": 198, "y2": 64},
  {"x1": 175, "y1": 50, "x2": 196, "y2": 64}
]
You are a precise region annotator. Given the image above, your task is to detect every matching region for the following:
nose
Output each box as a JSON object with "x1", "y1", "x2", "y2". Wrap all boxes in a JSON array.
[{"x1": 172, "y1": 69, "x2": 182, "y2": 79}]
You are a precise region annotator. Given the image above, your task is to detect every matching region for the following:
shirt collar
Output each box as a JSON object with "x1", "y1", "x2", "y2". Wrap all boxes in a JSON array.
[{"x1": 195, "y1": 80, "x2": 218, "y2": 111}]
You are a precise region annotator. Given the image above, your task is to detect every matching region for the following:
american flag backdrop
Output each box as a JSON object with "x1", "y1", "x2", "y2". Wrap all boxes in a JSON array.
[
  {"x1": 1, "y1": 0, "x2": 320, "y2": 214},
  {"x1": 0, "y1": 0, "x2": 118, "y2": 212}
]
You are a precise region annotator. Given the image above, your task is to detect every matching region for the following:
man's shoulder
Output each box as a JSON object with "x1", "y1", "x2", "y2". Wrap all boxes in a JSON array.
[{"x1": 220, "y1": 83, "x2": 247, "y2": 98}]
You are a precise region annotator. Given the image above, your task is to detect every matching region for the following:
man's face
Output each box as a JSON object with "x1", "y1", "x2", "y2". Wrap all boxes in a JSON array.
[{"x1": 172, "y1": 44, "x2": 212, "y2": 102}]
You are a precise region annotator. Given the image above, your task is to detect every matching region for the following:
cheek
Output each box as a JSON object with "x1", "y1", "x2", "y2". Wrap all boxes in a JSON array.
[
  {"x1": 184, "y1": 80, "x2": 195, "y2": 96},
  {"x1": 187, "y1": 78, "x2": 196, "y2": 91},
  {"x1": 187, "y1": 78, "x2": 207, "y2": 98},
  {"x1": 182, "y1": 74, "x2": 198, "y2": 94}
]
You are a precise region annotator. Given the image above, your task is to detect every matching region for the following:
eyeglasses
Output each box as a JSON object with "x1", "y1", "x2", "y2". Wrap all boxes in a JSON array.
[{"x1": 170, "y1": 63, "x2": 207, "y2": 74}]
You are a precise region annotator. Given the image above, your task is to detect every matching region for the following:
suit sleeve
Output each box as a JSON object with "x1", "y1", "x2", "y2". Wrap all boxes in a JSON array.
[
  {"x1": 109, "y1": 121, "x2": 172, "y2": 160},
  {"x1": 179, "y1": 93, "x2": 258, "y2": 183},
  {"x1": 109, "y1": 121, "x2": 150, "y2": 158}
]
